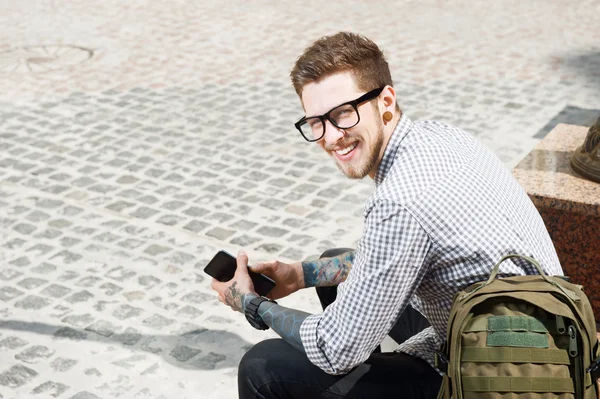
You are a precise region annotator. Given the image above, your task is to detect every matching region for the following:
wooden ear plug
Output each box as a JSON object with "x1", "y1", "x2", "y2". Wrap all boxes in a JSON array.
[{"x1": 383, "y1": 111, "x2": 393, "y2": 123}]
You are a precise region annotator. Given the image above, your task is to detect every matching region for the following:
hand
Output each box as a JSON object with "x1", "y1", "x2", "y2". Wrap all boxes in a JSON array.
[
  {"x1": 250, "y1": 260, "x2": 304, "y2": 300},
  {"x1": 211, "y1": 250, "x2": 256, "y2": 313}
]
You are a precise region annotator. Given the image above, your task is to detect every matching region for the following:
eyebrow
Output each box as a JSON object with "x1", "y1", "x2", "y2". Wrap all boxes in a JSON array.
[{"x1": 305, "y1": 97, "x2": 355, "y2": 119}]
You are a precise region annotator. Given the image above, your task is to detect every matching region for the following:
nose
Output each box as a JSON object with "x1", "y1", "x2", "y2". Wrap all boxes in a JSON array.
[{"x1": 322, "y1": 119, "x2": 345, "y2": 146}]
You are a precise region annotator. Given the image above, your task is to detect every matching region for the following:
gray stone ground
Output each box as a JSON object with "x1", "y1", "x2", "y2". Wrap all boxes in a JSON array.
[{"x1": 0, "y1": 0, "x2": 599, "y2": 398}]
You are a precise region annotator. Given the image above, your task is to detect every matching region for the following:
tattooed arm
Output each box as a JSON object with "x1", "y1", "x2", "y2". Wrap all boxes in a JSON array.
[
  {"x1": 243, "y1": 293, "x2": 309, "y2": 353},
  {"x1": 302, "y1": 250, "x2": 355, "y2": 288},
  {"x1": 250, "y1": 250, "x2": 355, "y2": 299},
  {"x1": 213, "y1": 251, "x2": 311, "y2": 354}
]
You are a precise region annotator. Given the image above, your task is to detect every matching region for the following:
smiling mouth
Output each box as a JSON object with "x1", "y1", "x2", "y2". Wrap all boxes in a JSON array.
[{"x1": 335, "y1": 142, "x2": 358, "y2": 156}]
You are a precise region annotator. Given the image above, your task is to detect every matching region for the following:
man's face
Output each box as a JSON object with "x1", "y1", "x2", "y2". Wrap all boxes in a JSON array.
[{"x1": 301, "y1": 72, "x2": 385, "y2": 179}]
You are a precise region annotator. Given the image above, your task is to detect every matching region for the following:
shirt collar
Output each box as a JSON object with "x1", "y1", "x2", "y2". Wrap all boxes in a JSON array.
[{"x1": 374, "y1": 112, "x2": 413, "y2": 185}]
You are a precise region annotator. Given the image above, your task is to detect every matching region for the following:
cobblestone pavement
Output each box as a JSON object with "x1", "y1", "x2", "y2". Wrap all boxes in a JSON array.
[{"x1": 0, "y1": 0, "x2": 599, "y2": 398}]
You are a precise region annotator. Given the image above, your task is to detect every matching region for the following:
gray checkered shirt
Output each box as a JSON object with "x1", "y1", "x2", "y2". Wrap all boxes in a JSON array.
[{"x1": 299, "y1": 113, "x2": 562, "y2": 375}]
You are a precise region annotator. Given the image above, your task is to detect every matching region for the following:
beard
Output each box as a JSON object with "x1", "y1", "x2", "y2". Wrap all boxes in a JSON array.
[{"x1": 334, "y1": 117, "x2": 385, "y2": 179}]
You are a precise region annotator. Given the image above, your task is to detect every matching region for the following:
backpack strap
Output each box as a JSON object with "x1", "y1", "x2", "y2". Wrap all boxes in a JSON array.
[{"x1": 461, "y1": 254, "x2": 580, "y2": 302}]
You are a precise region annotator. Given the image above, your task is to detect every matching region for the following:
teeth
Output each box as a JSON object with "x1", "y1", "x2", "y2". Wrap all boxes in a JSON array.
[{"x1": 336, "y1": 142, "x2": 357, "y2": 156}]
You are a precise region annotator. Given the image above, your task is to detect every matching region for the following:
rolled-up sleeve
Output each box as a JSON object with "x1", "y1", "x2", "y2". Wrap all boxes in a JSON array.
[{"x1": 299, "y1": 199, "x2": 432, "y2": 374}]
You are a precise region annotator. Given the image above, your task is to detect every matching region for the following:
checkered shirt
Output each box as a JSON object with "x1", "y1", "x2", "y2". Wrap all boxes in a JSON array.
[{"x1": 299, "y1": 113, "x2": 563, "y2": 375}]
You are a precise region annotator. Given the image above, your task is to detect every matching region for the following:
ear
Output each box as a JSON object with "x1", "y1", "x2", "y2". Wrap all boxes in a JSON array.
[{"x1": 380, "y1": 85, "x2": 397, "y2": 112}]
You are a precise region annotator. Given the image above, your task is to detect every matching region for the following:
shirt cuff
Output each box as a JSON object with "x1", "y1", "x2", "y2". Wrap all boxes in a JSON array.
[{"x1": 299, "y1": 314, "x2": 339, "y2": 374}]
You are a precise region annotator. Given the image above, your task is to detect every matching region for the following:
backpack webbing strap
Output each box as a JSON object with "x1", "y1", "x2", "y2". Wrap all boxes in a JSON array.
[
  {"x1": 464, "y1": 317, "x2": 561, "y2": 334},
  {"x1": 487, "y1": 331, "x2": 548, "y2": 348},
  {"x1": 461, "y1": 347, "x2": 570, "y2": 364},
  {"x1": 488, "y1": 316, "x2": 548, "y2": 333},
  {"x1": 462, "y1": 376, "x2": 574, "y2": 393}
]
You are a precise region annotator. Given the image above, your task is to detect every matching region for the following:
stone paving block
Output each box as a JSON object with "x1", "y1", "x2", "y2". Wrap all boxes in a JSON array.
[
  {"x1": 112, "y1": 304, "x2": 144, "y2": 320},
  {"x1": 9, "y1": 256, "x2": 30, "y2": 267},
  {"x1": 142, "y1": 314, "x2": 174, "y2": 330},
  {"x1": 188, "y1": 352, "x2": 227, "y2": 370},
  {"x1": 183, "y1": 220, "x2": 209, "y2": 233},
  {"x1": 99, "y1": 282, "x2": 122, "y2": 296},
  {"x1": 14, "y1": 295, "x2": 51, "y2": 310},
  {"x1": 105, "y1": 267, "x2": 136, "y2": 282},
  {"x1": 68, "y1": 392, "x2": 101, "y2": 399},
  {"x1": 26, "y1": 243, "x2": 56, "y2": 256},
  {"x1": 64, "y1": 291, "x2": 93, "y2": 305},
  {"x1": 230, "y1": 234, "x2": 261, "y2": 246},
  {"x1": 16, "y1": 277, "x2": 48, "y2": 289},
  {"x1": 57, "y1": 271, "x2": 79, "y2": 282},
  {"x1": 53, "y1": 327, "x2": 87, "y2": 341},
  {"x1": 143, "y1": 244, "x2": 171, "y2": 256},
  {"x1": 15, "y1": 345, "x2": 55, "y2": 363},
  {"x1": 0, "y1": 336, "x2": 29, "y2": 349},
  {"x1": 111, "y1": 328, "x2": 142, "y2": 346},
  {"x1": 256, "y1": 226, "x2": 289, "y2": 238},
  {"x1": 0, "y1": 364, "x2": 38, "y2": 388},
  {"x1": 50, "y1": 357, "x2": 78, "y2": 372},
  {"x1": 138, "y1": 276, "x2": 161, "y2": 288},
  {"x1": 176, "y1": 305, "x2": 203, "y2": 319},
  {"x1": 62, "y1": 313, "x2": 95, "y2": 328},
  {"x1": 85, "y1": 320, "x2": 119, "y2": 337},
  {"x1": 170, "y1": 344, "x2": 202, "y2": 362},
  {"x1": 205, "y1": 227, "x2": 235, "y2": 240},
  {"x1": 0, "y1": 286, "x2": 24, "y2": 301},
  {"x1": 84, "y1": 368, "x2": 102, "y2": 377},
  {"x1": 50, "y1": 250, "x2": 82, "y2": 264},
  {"x1": 75, "y1": 276, "x2": 102, "y2": 288},
  {"x1": 31, "y1": 380, "x2": 70, "y2": 396},
  {"x1": 181, "y1": 291, "x2": 212, "y2": 304},
  {"x1": 13, "y1": 223, "x2": 37, "y2": 235},
  {"x1": 0, "y1": 269, "x2": 23, "y2": 281}
]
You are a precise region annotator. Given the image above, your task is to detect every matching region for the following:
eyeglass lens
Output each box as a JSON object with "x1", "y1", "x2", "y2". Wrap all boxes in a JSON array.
[{"x1": 300, "y1": 104, "x2": 359, "y2": 141}]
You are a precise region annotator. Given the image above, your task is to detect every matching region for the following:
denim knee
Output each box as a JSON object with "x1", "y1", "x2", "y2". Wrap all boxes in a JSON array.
[{"x1": 238, "y1": 339, "x2": 281, "y2": 399}]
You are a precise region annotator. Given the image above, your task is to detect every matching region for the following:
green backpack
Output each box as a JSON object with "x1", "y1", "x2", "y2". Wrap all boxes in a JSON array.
[{"x1": 435, "y1": 254, "x2": 600, "y2": 399}]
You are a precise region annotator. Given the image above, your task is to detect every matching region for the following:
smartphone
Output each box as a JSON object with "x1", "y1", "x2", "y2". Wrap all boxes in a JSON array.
[{"x1": 204, "y1": 250, "x2": 276, "y2": 297}]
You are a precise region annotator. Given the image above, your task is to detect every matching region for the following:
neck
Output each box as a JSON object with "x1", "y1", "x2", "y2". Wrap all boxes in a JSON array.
[{"x1": 368, "y1": 110, "x2": 401, "y2": 180}]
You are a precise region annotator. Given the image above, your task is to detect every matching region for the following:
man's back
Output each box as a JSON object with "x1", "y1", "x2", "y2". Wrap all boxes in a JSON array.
[{"x1": 369, "y1": 115, "x2": 562, "y2": 362}]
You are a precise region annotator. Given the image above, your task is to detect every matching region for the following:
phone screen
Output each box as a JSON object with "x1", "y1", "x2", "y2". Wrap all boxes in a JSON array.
[{"x1": 204, "y1": 250, "x2": 276, "y2": 297}]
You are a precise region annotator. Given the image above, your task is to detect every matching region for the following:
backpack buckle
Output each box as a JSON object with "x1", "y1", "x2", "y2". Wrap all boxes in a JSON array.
[
  {"x1": 434, "y1": 351, "x2": 448, "y2": 374},
  {"x1": 587, "y1": 355, "x2": 600, "y2": 383},
  {"x1": 587, "y1": 355, "x2": 600, "y2": 373}
]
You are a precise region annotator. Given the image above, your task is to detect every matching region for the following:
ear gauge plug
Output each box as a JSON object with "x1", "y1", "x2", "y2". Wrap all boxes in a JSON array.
[{"x1": 383, "y1": 111, "x2": 393, "y2": 123}]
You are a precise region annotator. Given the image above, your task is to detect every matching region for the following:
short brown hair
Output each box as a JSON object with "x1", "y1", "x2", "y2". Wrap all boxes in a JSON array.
[{"x1": 290, "y1": 32, "x2": 393, "y2": 96}]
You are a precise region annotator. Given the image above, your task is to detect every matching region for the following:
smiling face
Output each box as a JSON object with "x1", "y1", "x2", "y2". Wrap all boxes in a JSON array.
[{"x1": 301, "y1": 71, "x2": 386, "y2": 179}]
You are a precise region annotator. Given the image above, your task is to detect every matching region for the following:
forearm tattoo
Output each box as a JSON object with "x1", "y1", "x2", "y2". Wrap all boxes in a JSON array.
[
  {"x1": 242, "y1": 294, "x2": 309, "y2": 353},
  {"x1": 223, "y1": 281, "x2": 245, "y2": 313},
  {"x1": 302, "y1": 250, "x2": 355, "y2": 288}
]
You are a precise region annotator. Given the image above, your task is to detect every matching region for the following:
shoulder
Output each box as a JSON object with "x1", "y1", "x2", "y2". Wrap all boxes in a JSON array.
[{"x1": 373, "y1": 120, "x2": 480, "y2": 207}]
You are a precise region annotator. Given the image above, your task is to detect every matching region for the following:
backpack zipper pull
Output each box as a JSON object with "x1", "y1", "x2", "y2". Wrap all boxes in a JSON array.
[
  {"x1": 556, "y1": 315, "x2": 566, "y2": 334},
  {"x1": 568, "y1": 325, "x2": 578, "y2": 357}
]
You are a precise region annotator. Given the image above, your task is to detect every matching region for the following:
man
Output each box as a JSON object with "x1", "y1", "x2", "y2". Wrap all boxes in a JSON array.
[{"x1": 211, "y1": 32, "x2": 563, "y2": 399}]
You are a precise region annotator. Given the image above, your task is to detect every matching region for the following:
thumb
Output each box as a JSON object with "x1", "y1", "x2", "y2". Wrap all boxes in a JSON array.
[{"x1": 236, "y1": 249, "x2": 249, "y2": 275}]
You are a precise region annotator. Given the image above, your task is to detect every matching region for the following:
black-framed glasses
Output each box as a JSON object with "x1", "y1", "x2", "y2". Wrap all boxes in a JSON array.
[{"x1": 294, "y1": 86, "x2": 385, "y2": 142}]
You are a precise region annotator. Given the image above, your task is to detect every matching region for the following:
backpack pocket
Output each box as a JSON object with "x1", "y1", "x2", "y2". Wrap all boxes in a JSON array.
[{"x1": 460, "y1": 302, "x2": 575, "y2": 399}]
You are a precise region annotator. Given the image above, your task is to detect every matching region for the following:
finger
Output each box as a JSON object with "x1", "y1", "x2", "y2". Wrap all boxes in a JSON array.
[
  {"x1": 236, "y1": 249, "x2": 249, "y2": 276},
  {"x1": 249, "y1": 261, "x2": 273, "y2": 273},
  {"x1": 248, "y1": 262, "x2": 264, "y2": 273}
]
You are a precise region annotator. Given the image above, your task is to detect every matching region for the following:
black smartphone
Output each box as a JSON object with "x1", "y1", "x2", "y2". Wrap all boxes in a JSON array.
[{"x1": 204, "y1": 250, "x2": 276, "y2": 297}]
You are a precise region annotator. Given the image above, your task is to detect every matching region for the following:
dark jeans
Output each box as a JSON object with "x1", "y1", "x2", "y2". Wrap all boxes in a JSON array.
[{"x1": 238, "y1": 248, "x2": 442, "y2": 399}]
